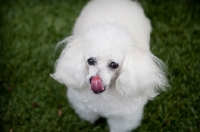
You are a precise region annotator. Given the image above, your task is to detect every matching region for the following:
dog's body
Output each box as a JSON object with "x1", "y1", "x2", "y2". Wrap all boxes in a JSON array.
[
  {"x1": 51, "y1": 0, "x2": 168, "y2": 132},
  {"x1": 73, "y1": 0, "x2": 151, "y2": 51}
]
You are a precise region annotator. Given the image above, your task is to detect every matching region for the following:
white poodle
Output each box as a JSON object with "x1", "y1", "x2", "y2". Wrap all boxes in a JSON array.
[{"x1": 51, "y1": 0, "x2": 168, "y2": 131}]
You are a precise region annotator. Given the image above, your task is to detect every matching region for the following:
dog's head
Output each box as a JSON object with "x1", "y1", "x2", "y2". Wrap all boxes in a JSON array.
[{"x1": 51, "y1": 24, "x2": 168, "y2": 100}]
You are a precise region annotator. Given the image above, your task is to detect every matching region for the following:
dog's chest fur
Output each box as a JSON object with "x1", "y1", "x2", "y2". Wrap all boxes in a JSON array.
[{"x1": 67, "y1": 88, "x2": 147, "y2": 117}]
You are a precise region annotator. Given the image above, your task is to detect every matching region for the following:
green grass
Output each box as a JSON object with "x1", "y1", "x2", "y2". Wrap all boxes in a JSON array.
[{"x1": 1, "y1": 0, "x2": 199, "y2": 131}]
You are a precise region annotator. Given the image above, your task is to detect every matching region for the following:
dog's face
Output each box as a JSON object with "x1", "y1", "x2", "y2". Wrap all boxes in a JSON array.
[
  {"x1": 84, "y1": 44, "x2": 124, "y2": 94},
  {"x1": 51, "y1": 24, "x2": 168, "y2": 100},
  {"x1": 85, "y1": 56, "x2": 121, "y2": 93},
  {"x1": 83, "y1": 25, "x2": 133, "y2": 94}
]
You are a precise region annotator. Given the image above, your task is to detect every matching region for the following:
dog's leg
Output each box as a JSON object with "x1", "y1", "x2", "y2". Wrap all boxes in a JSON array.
[
  {"x1": 107, "y1": 112, "x2": 143, "y2": 132},
  {"x1": 73, "y1": 105, "x2": 100, "y2": 124},
  {"x1": 67, "y1": 89, "x2": 100, "y2": 123}
]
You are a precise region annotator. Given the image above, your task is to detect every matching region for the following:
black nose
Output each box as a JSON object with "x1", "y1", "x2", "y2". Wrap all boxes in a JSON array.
[{"x1": 89, "y1": 76, "x2": 93, "y2": 84}]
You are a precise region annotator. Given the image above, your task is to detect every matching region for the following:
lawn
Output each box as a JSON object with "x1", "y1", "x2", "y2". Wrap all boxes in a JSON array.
[{"x1": 1, "y1": 0, "x2": 199, "y2": 131}]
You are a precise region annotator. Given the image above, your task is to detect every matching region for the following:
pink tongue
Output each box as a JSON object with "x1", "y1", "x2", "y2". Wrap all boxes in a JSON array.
[{"x1": 91, "y1": 76, "x2": 104, "y2": 94}]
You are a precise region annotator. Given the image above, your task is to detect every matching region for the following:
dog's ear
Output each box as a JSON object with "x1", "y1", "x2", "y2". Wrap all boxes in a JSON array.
[
  {"x1": 51, "y1": 37, "x2": 87, "y2": 89},
  {"x1": 116, "y1": 47, "x2": 168, "y2": 100}
]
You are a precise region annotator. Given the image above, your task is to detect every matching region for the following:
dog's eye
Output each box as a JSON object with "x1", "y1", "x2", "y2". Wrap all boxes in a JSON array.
[
  {"x1": 110, "y1": 62, "x2": 119, "y2": 69},
  {"x1": 87, "y1": 58, "x2": 96, "y2": 65}
]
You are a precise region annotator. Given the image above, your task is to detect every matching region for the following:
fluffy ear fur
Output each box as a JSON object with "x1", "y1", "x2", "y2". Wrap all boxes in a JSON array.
[
  {"x1": 116, "y1": 47, "x2": 168, "y2": 100},
  {"x1": 51, "y1": 37, "x2": 87, "y2": 89}
]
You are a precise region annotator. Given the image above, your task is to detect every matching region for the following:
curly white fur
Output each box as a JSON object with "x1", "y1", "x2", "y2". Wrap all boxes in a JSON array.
[{"x1": 51, "y1": 0, "x2": 168, "y2": 132}]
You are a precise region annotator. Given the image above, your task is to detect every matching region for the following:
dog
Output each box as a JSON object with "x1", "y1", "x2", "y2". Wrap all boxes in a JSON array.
[{"x1": 51, "y1": 0, "x2": 168, "y2": 131}]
